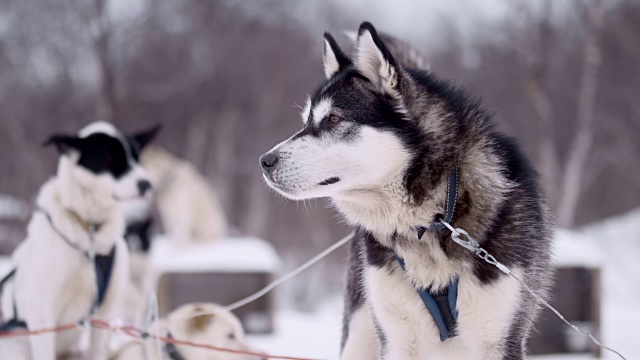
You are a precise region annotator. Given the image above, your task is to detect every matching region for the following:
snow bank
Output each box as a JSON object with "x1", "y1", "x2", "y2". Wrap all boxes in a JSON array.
[
  {"x1": 553, "y1": 228, "x2": 603, "y2": 268},
  {"x1": 246, "y1": 211, "x2": 640, "y2": 359},
  {"x1": 0, "y1": 195, "x2": 28, "y2": 220},
  {"x1": 150, "y1": 236, "x2": 282, "y2": 273}
]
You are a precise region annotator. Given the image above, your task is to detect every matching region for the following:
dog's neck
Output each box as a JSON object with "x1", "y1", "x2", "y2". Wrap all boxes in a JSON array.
[
  {"x1": 333, "y1": 141, "x2": 512, "y2": 247},
  {"x1": 36, "y1": 178, "x2": 124, "y2": 254},
  {"x1": 66, "y1": 207, "x2": 101, "y2": 233},
  {"x1": 332, "y1": 168, "x2": 449, "y2": 242}
]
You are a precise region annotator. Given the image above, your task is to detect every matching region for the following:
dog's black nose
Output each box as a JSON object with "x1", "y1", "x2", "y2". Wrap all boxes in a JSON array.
[
  {"x1": 137, "y1": 179, "x2": 152, "y2": 195},
  {"x1": 259, "y1": 153, "x2": 279, "y2": 172}
]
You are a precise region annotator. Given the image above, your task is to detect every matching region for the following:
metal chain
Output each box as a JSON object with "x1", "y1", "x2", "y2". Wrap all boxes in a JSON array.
[{"x1": 439, "y1": 219, "x2": 627, "y2": 360}]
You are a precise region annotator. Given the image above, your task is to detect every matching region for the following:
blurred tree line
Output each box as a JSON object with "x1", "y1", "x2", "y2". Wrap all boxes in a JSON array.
[{"x1": 0, "y1": 0, "x2": 638, "y2": 309}]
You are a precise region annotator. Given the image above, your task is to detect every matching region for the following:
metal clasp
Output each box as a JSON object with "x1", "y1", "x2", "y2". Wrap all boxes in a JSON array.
[{"x1": 450, "y1": 228, "x2": 480, "y2": 252}]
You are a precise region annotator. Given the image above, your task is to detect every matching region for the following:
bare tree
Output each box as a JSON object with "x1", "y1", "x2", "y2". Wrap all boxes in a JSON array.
[
  {"x1": 88, "y1": 0, "x2": 118, "y2": 122},
  {"x1": 517, "y1": 0, "x2": 559, "y2": 201},
  {"x1": 518, "y1": 0, "x2": 605, "y2": 227},
  {"x1": 557, "y1": 1, "x2": 604, "y2": 226}
]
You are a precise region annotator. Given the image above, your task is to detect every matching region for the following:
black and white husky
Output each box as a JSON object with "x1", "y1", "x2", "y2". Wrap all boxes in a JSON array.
[
  {"x1": 0, "y1": 121, "x2": 158, "y2": 360},
  {"x1": 260, "y1": 23, "x2": 552, "y2": 359}
]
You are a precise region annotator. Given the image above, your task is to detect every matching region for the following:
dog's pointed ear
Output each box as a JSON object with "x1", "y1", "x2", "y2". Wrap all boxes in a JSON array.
[
  {"x1": 354, "y1": 22, "x2": 400, "y2": 94},
  {"x1": 131, "y1": 124, "x2": 161, "y2": 151},
  {"x1": 43, "y1": 135, "x2": 84, "y2": 154},
  {"x1": 323, "y1": 32, "x2": 349, "y2": 79}
]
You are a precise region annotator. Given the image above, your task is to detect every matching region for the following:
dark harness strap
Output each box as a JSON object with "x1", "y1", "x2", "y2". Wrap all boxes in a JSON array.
[
  {"x1": 38, "y1": 207, "x2": 116, "y2": 308},
  {"x1": 397, "y1": 167, "x2": 460, "y2": 342},
  {"x1": 165, "y1": 332, "x2": 187, "y2": 360},
  {"x1": 0, "y1": 318, "x2": 27, "y2": 332},
  {"x1": 0, "y1": 268, "x2": 16, "y2": 289},
  {"x1": 37, "y1": 208, "x2": 91, "y2": 260},
  {"x1": 94, "y1": 247, "x2": 116, "y2": 307},
  {"x1": 0, "y1": 268, "x2": 26, "y2": 332},
  {"x1": 396, "y1": 257, "x2": 459, "y2": 341}
]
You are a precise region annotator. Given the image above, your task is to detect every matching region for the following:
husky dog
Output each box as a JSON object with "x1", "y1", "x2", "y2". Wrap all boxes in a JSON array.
[
  {"x1": 0, "y1": 121, "x2": 158, "y2": 360},
  {"x1": 113, "y1": 302, "x2": 265, "y2": 360},
  {"x1": 128, "y1": 146, "x2": 227, "y2": 245},
  {"x1": 260, "y1": 23, "x2": 552, "y2": 359}
]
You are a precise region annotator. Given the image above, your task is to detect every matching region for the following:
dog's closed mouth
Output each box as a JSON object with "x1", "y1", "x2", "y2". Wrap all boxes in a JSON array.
[{"x1": 318, "y1": 177, "x2": 340, "y2": 186}]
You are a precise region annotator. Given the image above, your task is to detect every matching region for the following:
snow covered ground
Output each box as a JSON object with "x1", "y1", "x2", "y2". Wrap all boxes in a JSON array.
[
  {"x1": 1, "y1": 208, "x2": 637, "y2": 359},
  {"x1": 246, "y1": 296, "x2": 636, "y2": 360},
  {"x1": 246, "y1": 209, "x2": 640, "y2": 360}
]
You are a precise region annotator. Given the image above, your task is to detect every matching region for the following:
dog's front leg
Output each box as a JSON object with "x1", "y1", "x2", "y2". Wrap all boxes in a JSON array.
[
  {"x1": 366, "y1": 267, "x2": 437, "y2": 360},
  {"x1": 340, "y1": 303, "x2": 379, "y2": 360},
  {"x1": 25, "y1": 317, "x2": 56, "y2": 360},
  {"x1": 90, "y1": 241, "x2": 130, "y2": 360}
]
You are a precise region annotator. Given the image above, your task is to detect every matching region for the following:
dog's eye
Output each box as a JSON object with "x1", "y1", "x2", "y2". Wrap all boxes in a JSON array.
[
  {"x1": 327, "y1": 114, "x2": 340, "y2": 125},
  {"x1": 228, "y1": 333, "x2": 235, "y2": 340}
]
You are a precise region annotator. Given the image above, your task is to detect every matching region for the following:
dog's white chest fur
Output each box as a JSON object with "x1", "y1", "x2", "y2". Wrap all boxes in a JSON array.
[
  {"x1": 1, "y1": 178, "x2": 130, "y2": 360},
  {"x1": 363, "y1": 258, "x2": 523, "y2": 360}
]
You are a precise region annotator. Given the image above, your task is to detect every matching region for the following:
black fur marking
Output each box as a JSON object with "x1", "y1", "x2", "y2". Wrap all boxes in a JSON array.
[
  {"x1": 45, "y1": 125, "x2": 159, "y2": 179},
  {"x1": 341, "y1": 230, "x2": 367, "y2": 351},
  {"x1": 45, "y1": 133, "x2": 133, "y2": 179},
  {"x1": 471, "y1": 133, "x2": 546, "y2": 285},
  {"x1": 372, "y1": 312, "x2": 387, "y2": 357},
  {"x1": 362, "y1": 230, "x2": 394, "y2": 268},
  {"x1": 76, "y1": 134, "x2": 132, "y2": 179},
  {"x1": 504, "y1": 306, "x2": 529, "y2": 359},
  {"x1": 127, "y1": 125, "x2": 161, "y2": 161},
  {"x1": 318, "y1": 177, "x2": 340, "y2": 186},
  {"x1": 125, "y1": 219, "x2": 153, "y2": 252}
]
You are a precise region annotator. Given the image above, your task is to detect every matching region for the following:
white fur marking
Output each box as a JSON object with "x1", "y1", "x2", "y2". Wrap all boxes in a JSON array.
[
  {"x1": 79, "y1": 121, "x2": 118, "y2": 138},
  {"x1": 300, "y1": 96, "x2": 311, "y2": 123},
  {"x1": 312, "y1": 98, "x2": 333, "y2": 126}
]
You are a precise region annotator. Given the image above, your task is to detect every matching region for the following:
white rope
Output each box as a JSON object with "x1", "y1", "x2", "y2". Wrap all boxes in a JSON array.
[
  {"x1": 145, "y1": 291, "x2": 162, "y2": 359},
  {"x1": 225, "y1": 232, "x2": 354, "y2": 312},
  {"x1": 440, "y1": 220, "x2": 628, "y2": 360},
  {"x1": 178, "y1": 232, "x2": 355, "y2": 320},
  {"x1": 510, "y1": 272, "x2": 627, "y2": 360}
]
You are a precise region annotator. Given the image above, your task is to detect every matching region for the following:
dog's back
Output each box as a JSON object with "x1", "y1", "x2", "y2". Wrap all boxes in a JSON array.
[{"x1": 140, "y1": 147, "x2": 227, "y2": 243}]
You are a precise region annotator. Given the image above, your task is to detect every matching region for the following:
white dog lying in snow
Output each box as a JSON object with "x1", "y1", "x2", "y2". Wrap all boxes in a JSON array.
[{"x1": 113, "y1": 302, "x2": 265, "y2": 360}]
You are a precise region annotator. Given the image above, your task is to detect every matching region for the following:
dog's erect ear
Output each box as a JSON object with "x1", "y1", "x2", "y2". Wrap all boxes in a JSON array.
[
  {"x1": 43, "y1": 135, "x2": 85, "y2": 154},
  {"x1": 323, "y1": 33, "x2": 350, "y2": 79},
  {"x1": 354, "y1": 22, "x2": 400, "y2": 94},
  {"x1": 131, "y1": 124, "x2": 161, "y2": 151}
]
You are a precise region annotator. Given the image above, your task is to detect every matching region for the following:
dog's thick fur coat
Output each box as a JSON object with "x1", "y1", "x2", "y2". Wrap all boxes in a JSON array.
[{"x1": 261, "y1": 23, "x2": 553, "y2": 359}]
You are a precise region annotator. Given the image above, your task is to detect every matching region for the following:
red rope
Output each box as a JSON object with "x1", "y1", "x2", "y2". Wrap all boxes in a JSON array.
[
  {"x1": 0, "y1": 318, "x2": 325, "y2": 360},
  {"x1": 0, "y1": 323, "x2": 78, "y2": 338}
]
